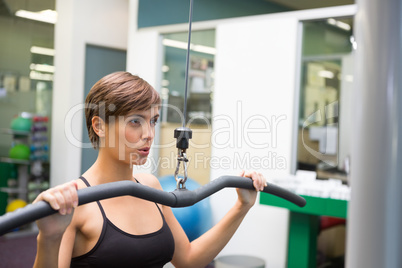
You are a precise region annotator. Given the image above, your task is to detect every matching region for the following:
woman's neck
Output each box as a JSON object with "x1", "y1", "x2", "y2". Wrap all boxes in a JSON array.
[{"x1": 82, "y1": 150, "x2": 134, "y2": 185}]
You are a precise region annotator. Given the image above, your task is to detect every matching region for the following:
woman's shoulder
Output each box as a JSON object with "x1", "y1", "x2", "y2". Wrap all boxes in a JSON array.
[
  {"x1": 134, "y1": 173, "x2": 163, "y2": 190},
  {"x1": 74, "y1": 178, "x2": 88, "y2": 190}
]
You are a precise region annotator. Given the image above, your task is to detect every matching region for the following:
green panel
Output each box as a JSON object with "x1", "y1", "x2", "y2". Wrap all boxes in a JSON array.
[
  {"x1": 260, "y1": 193, "x2": 348, "y2": 218},
  {"x1": 287, "y1": 213, "x2": 319, "y2": 268},
  {"x1": 260, "y1": 193, "x2": 347, "y2": 268},
  {"x1": 0, "y1": 162, "x2": 11, "y2": 215}
]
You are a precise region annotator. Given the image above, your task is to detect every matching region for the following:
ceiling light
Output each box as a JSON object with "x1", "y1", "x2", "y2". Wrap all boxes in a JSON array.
[
  {"x1": 15, "y1": 9, "x2": 57, "y2": 24},
  {"x1": 163, "y1": 39, "x2": 188, "y2": 50},
  {"x1": 30, "y1": 46, "x2": 55, "y2": 56},
  {"x1": 163, "y1": 39, "x2": 216, "y2": 55},
  {"x1": 326, "y1": 18, "x2": 351, "y2": 31},
  {"x1": 30, "y1": 71, "x2": 53, "y2": 81},
  {"x1": 193, "y1": 44, "x2": 217, "y2": 55},
  {"x1": 318, "y1": 70, "x2": 335, "y2": 79},
  {"x1": 30, "y1": 63, "x2": 55, "y2": 73},
  {"x1": 335, "y1": 21, "x2": 351, "y2": 31},
  {"x1": 327, "y1": 18, "x2": 336, "y2": 25}
]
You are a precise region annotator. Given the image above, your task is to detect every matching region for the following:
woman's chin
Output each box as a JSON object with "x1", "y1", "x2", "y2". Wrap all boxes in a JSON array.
[
  {"x1": 130, "y1": 157, "x2": 148, "y2": 166},
  {"x1": 127, "y1": 152, "x2": 149, "y2": 166}
]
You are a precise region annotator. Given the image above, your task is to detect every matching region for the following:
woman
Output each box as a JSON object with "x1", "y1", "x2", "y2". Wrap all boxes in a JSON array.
[{"x1": 33, "y1": 71, "x2": 267, "y2": 268}]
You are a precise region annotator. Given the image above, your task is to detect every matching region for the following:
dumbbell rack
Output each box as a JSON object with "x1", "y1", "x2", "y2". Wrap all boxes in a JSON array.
[
  {"x1": 0, "y1": 115, "x2": 50, "y2": 206},
  {"x1": 0, "y1": 129, "x2": 30, "y2": 201}
]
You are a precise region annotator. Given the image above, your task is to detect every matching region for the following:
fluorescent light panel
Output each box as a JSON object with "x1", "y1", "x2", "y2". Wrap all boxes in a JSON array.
[
  {"x1": 327, "y1": 18, "x2": 351, "y2": 31},
  {"x1": 30, "y1": 71, "x2": 53, "y2": 81},
  {"x1": 30, "y1": 63, "x2": 55, "y2": 73},
  {"x1": 162, "y1": 39, "x2": 216, "y2": 55},
  {"x1": 15, "y1": 9, "x2": 57, "y2": 24},
  {"x1": 31, "y1": 46, "x2": 55, "y2": 56},
  {"x1": 318, "y1": 70, "x2": 335, "y2": 79},
  {"x1": 192, "y1": 44, "x2": 217, "y2": 55}
]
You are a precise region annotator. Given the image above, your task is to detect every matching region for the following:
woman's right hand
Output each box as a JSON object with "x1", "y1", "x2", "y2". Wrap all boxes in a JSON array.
[{"x1": 33, "y1": 181, "x2": 78, "y2": 239}]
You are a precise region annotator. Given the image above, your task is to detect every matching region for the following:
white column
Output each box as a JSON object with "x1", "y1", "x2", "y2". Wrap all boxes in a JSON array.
[
  {"x1": 51, "y1": 0, "x2": 128, "y2": 186},
  {"x1": 127, "y1": 0, "x2": 162, "y2": 175},
  {"x1": 346, "y1": 0, "x2": 402, "y2": 267}
]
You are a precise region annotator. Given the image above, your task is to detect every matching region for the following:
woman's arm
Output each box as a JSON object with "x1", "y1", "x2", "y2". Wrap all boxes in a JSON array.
[
  {"x1": 164, "y1": 171, "x2": 266, "y2": 268},
  {"x1": 33, "y1": 181, "x2": 78, "y2": 268},
  {"x1": 34, "y1": 231, "x2": 65, "y2": 268}
]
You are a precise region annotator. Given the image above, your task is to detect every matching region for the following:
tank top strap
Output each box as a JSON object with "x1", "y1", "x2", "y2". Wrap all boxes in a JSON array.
[
  {"x1": 133, "y1": 176, "x2": 165, "y2": 219},
  {"x1": 79, "y1": 176, "x2": 91, "y2": 187},
  {"x1": 154, "y1": 201, "x2": 165, "y2": 219},
  {"x1": 79, "y1": 176, "x2": 107, "y2": 219}
]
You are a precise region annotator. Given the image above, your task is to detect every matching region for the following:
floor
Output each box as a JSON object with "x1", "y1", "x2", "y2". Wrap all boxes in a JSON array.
[{"x1": 0, "y1": 230, "x2": 37, "y2": 268}]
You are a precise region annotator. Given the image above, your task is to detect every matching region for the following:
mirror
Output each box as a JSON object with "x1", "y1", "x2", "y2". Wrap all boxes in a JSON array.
[{"x1": 296, "y1": 17, "x2": 354, "y2": 182}]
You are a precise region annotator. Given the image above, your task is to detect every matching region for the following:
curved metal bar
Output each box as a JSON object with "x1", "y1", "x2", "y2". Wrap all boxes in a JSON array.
[{"x1": 0, "y1": 176, "x2": 306, "y2": 236}]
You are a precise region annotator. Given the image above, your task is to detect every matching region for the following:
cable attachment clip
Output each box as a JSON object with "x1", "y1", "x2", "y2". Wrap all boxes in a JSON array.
[
  {"x1": 174, "y1": 149, "x2": 189, "y2": 189},
  {"x1": 174, "y1": 127, "x2": 192, "y2": 189}
]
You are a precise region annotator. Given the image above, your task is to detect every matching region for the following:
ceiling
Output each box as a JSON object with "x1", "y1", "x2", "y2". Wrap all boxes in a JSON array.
[
  {"x1": 1, "y1": 0, "x2": 355, "y2": 12},
  {"x1": 266, "y1": 0, "x2": 354, "y2": 10},
  {"x1": 0, "y1": 0, "x2": 354, "y2": 18}
]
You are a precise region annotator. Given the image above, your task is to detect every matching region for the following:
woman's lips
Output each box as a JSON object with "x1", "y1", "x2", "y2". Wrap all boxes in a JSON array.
[{"x1": 137, "y1": 147, "x2": 150, "y2": 156}]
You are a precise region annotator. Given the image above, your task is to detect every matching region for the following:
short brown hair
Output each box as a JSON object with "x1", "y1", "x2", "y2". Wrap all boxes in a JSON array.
[{"x1": 85, "y1": 71, "x2": 161, "y2": 149}]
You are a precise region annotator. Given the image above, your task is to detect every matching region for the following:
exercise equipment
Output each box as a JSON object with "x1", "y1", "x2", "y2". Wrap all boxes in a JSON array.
[
  {"x1": 9, "y1": 144, "x2": 30, "y2": 160},
  {"x1": 6, "y1": 199, "x2": 27, "y2": 213},
  {"x1": 160, "y1": 175, "x2": 212, "y2": 241},
  {"x1": 0, "y1": 175, "x2": 306, "y2": 235},
  {"x1": 173, "y1": 0, "x2": 194, "y2": 189},
  {"x1": 33, "y1": 116, "x2": 48, "y2": 123},
  {"x1": 10, "y1": 117, "x2": 32, "y2": 132}
]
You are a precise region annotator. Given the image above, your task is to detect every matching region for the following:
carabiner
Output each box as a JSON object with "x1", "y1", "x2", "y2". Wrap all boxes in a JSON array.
[{"x1": 174, "y1": 149, "x2": 189, "y2": 189}]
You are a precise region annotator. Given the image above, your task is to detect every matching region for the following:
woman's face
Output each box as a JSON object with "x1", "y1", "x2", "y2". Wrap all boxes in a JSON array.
[{"x1": 103, "y1": 106, "x2": 160, "y2": 166}]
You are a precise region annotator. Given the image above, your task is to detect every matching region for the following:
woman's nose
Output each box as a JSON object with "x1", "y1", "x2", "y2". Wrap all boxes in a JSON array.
[{"x1": 142, "y1": 123, "x2": 154, "y2": 141}]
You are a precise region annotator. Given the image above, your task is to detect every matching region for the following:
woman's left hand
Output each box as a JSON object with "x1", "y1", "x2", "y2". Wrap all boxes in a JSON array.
[{"x1": 236, "y1": 170, "x2": 267, "y2": 208}]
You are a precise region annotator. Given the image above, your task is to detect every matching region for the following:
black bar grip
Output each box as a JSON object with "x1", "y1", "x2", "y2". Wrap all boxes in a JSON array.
[{"x1": 0, "y1": 176, "x2": 306, "y2": 236}]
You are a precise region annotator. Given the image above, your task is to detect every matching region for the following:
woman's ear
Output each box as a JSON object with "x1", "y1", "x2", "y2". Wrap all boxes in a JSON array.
[{"x1": 92, "y1": 116, "x2": 106, "y2": 138}]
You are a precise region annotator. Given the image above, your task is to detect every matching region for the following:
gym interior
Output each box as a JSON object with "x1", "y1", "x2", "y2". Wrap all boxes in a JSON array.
[{"x1": 0, "y1": 0, "x2": 400, "y2": 267}]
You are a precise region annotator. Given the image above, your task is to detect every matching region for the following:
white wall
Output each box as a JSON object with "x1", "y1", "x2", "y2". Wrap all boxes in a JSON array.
[
  {"x1": 210, "y1": 17, "x2": 298, "y2": 267},
  {"x1": 51, "y1": 0, "x2": 128, "y2": 186}
]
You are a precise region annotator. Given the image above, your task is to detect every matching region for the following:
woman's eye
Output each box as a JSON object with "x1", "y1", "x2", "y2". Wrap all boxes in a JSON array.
[
  {"x1": 150, "y1": 118, "x2": 158, "y2": 126},
  {"x1": 130, "y1": 119, "x2": 142, "y2": 125},
  {"x1": 129, "y1": 117, "x2": 158, "y2": 126}
]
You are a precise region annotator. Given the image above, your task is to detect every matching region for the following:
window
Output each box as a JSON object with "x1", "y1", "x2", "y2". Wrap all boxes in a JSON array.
[{"x1": 158, "y1": 29, "x2": 215, "y2": 185}]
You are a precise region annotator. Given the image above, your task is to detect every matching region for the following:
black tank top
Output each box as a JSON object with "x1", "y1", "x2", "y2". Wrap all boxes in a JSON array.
[{"x1": 70, "y1": 177, "x2": 175, "y2": 268}]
